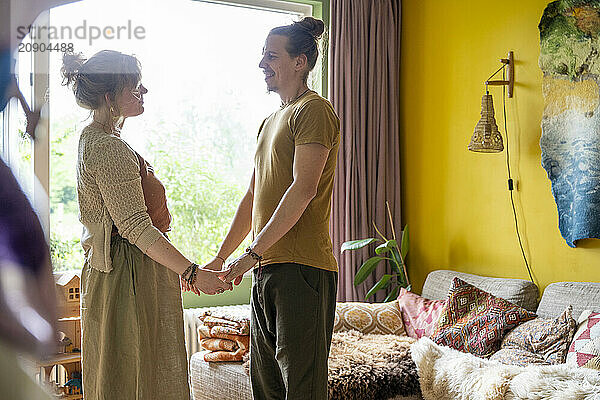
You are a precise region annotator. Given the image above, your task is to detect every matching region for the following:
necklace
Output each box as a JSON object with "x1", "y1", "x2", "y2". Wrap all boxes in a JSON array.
[
  {"x1": 90, "y1": 120, "x2": 119, "y2": 136},
  {"x1": 280, "y1": 88, "x2": 311, "y2": 109}
]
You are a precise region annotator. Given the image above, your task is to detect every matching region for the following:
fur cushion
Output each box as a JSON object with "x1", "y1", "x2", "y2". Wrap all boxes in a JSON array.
[
  {"x1": 490, "y1": 305, "x2": 576, "y2": 366},
  {"x1": 431, "y1": 278, "x2": 536, "y2": 357},
  {"x1": 411, "y1": 337, "x2": 600, "y2": 400},
  {"x1": 396, "y1": 287, "x2": 446, "y2": 338},
  {"x1": 567, "y1": 310, "x2": 600, "y2": 370},
  {"x1": 327, "y1": 331, "x2": 420, "y2": 399},
  {"x1": 333, "y1": 300, "x2": 405, "y2": 335},
  {"x1": 243, "y1": 330, "x2": 421, "y2": 400}
]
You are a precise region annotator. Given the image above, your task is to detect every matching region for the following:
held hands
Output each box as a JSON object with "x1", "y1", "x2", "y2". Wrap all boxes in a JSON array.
[
  {"x1": 180, "y1": 258, "x2": 232, "y2": 295},
  {"x1": 218, "y1": 253, "x2": 256, "y2": 285},
  {"x1": 194, "y1": 268, "x2": 232, "y2": 295}
]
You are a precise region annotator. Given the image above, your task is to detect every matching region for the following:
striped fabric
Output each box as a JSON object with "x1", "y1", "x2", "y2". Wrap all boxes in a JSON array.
[{"x1": 183, "y1": 305, "x2": 250, "y2": 361}]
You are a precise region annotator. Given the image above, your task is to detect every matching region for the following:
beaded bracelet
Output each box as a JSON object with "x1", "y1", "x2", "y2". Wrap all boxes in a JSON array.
[
  {"x1": 181, "y1": 263, "x2": 195, "y2": 280},
  {"x1": 245, "y1": 247, "x2": 263, "y2": 262},
  {"x1": 184, "y1": 263, "x2": 199, "y2": 286},
  {"x1": 189, "y1": 265, "x2": 199, "y2": 286}
]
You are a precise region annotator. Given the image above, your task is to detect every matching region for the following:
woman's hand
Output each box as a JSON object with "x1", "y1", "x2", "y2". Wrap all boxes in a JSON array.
[
  {"x1": 181, "y1": 277, "x2": 201, "y2": 295},
  {"x1": 181, "y1": 257, "x2": 232, "y2": 295},
  {"x1": 194, "y1": 268, "x2": 233, "y2": 295},
  {"x1": 218, "y1": 253, "x2": 256, "y2": 285}
]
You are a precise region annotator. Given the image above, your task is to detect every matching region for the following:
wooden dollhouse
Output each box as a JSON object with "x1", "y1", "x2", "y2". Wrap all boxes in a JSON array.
[
  {"x1": 55, "y1": 272, "x2": 81, "y2": 351},
  {"x1": 33, "y1": 272, "x2": 83, "y2": 399},
  {"x1": 55, "y1": 272, "x2": 80, "y2": 319}
]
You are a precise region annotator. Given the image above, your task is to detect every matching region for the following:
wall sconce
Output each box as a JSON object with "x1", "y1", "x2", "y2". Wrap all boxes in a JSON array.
[
  {"x1": 468, "y1": 51, "x2": 514, "y2": 153},
  {"x1": 465, "y1": 51, "x2": 533, "y2": 283}
]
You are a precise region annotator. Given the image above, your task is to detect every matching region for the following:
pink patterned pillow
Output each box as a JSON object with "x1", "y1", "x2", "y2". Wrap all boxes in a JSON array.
[
  {"x1": 396, "y1": 287, "x2": 446, "y2": 339},
  {"x1": 566, "y1": 310, "x2": 600, "y2": 370}
]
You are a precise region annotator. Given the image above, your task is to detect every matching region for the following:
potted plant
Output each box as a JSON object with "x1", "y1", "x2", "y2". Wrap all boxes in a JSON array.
[{"x1": 341, "y1": 202, "x2": 410, "y2": 302}]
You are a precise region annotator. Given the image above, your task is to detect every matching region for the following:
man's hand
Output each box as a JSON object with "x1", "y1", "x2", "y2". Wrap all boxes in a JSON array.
[
  {"x1": 193, "y1": 268, "x2": 233, "y2": 295},
  {"x1": 218, "y1": 253, "x2": 256, "y2": 285},
  {"x1": 203, "y1": 257, "x2": 226, "y2": 272},
  {"x1": 202, "y1": 257, "x2": 240, "y2": 287}
]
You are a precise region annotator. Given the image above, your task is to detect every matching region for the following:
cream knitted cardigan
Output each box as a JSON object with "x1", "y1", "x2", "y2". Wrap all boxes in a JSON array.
[{"x1": 77, "y1": 125, "x2": 162, "y2": 272}]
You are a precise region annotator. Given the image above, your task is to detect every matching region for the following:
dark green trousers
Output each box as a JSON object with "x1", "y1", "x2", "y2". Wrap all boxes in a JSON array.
[{"x1": 250, "y1": 263, "x2": 338, "y2": 400}]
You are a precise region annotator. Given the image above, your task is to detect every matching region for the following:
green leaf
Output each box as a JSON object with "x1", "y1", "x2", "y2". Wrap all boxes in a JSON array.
[
  {"x1": 375, "y1": 239, "x2": 397, "y2": 255},
  {"x1": 389, "y1": 247, "x2": 403, "y2": 275},
  {"x1": 400, "y1": 225, "x2": 409, "y2": 260},
  {"x1": 342, "y1": 238, "x2": 377, "y2": 252},
  {"x1": 354, "y1": 257, "x2": 384, "y2": 286},
  {"x1": 374, "y1": 243, "x2": 389, "y2": 255},
  {"x1": 384, "y1": 285, "x2": 400, "y2": 302},
  {"x1": 365, "y1": 274, "x2": 392, "y2": 300}
]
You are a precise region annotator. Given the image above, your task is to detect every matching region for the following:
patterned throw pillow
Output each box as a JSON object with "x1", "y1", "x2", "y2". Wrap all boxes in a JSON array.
[
  {"x1": 566, "y1": 310, "x2": 600, "y2": 370},
  {"x1": 431, "y1": 277, "x2": 537, "y2": 358},
  {"x1": 333, "y1": 300, "x2": 405, "y2": 335},
  {"x1": 396, "y1": 287, "x2": 446, "y2": 338},
  {"x1": 490, "y1": 306, "x2": 576, "y2": 366}
]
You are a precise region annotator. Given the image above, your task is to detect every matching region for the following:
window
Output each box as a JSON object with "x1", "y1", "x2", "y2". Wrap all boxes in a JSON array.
[
  {"x1": 40, "y1": 0, "x2": 324, "y2": 271},
  {"x1": 1, "y1": 35, "x2": 34, "y2": 199},
  {"x1": 1, "y1": 16, "x2": 51, "y2": 237}
]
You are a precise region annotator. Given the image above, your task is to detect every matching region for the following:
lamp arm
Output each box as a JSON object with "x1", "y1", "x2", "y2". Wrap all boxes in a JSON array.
[{"x1": 484, "y1": 51, "x2": 514, "y2": 98}]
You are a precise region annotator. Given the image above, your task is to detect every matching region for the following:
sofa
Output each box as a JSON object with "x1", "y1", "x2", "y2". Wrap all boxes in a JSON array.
[{"x1": 188, "y1": 269, "x2": 600, "y2": 400}]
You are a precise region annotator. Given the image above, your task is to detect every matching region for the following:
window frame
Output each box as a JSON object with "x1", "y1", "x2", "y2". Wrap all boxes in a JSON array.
[
  {"x1": 2, "y1": 0, "x2": 329, "y2": 242},
  {"x1": 0, "y1": 10, "x2": 50, "y2": 235}
]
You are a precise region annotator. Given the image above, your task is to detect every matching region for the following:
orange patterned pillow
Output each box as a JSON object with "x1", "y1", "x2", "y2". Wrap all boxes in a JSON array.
[
  {"x1": 431, "y1": 277, "x2": 536, "y2": 358},
  {"x1": 333, "y1": 300, "x2": 405, "y2": 335}
]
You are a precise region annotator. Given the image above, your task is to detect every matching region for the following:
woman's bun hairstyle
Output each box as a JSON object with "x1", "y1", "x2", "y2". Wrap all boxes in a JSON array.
[
  {"x1": 60, "y1": 50, "x2": 141, "y2": 111},
  {"x1": 60, "y1": 51, "x2": 86, "y2": 88}
]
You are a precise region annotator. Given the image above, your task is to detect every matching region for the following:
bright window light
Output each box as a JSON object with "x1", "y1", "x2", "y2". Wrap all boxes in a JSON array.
[{"x1": 47, "y1": 0, "x2": 310, "y2": 271}]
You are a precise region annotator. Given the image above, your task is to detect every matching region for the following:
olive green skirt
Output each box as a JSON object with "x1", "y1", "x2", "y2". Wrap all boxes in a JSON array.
[{"x1": 81, "y1": 235, "x2": 190, "y2": 400}]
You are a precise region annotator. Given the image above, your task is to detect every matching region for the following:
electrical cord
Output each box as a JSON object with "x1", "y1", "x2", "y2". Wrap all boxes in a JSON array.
[{"x1": 501, "y1": 68, "x2": 535, "y2": 283}]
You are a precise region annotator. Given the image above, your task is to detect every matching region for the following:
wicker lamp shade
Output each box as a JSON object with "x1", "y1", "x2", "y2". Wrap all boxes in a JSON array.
[{"x1": 468, "y1": 93, "x2": 504, "y2": 153}]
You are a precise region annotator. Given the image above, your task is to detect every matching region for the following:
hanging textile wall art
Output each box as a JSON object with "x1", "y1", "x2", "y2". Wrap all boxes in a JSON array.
[{"x1": 539, "y1": 0, "x2": 600, "y2": 247}]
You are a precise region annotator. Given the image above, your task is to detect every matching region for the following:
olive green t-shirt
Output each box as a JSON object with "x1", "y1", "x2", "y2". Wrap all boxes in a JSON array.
[{"x1": 253, "y1": 90, "x2": 340, "y2": 272}]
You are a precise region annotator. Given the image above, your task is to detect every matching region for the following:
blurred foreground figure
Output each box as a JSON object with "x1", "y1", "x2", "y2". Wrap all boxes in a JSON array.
[
  {"x1": 0, "y1": 157, "x2": 57, "y2": 399},
  {"x1": 0, "y1": 1, "x2": 79, "y2": 398}
]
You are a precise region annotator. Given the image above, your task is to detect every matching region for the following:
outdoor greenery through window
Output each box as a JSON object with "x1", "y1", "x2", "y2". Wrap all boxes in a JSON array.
[{"x1": 48, "y1": 0, "x2": 314, "y2": 271}]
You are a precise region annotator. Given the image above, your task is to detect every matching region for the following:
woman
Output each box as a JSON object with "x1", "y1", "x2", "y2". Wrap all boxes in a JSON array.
[{"x1": 61, "y1": 50, "x2": 230, "y2": 400}]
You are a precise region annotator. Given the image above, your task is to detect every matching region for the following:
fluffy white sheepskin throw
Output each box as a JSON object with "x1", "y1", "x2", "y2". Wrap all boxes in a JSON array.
[{"x1": 411, "y1": 337, "x2": 600, "y2": 400}]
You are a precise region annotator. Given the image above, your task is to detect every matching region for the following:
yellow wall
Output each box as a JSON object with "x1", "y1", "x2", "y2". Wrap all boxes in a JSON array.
[{"x1": 401, "y1": 0, "x2": 600, "y2": 296}]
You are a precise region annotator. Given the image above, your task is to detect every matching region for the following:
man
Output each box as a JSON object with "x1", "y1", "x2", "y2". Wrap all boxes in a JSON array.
[{"x1": 203, "y1": 17, "x2": 340, "y2": 400}]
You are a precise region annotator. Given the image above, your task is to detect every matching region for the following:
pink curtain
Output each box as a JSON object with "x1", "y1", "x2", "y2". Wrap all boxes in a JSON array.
[{"x1": 330, "y1": 0, "x2": 402, "y2": 302}]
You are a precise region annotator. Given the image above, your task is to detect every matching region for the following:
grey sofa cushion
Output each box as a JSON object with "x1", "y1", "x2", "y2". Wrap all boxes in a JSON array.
[
  {"x1": 191, "y1": 351, "x2": 251, "y2": 400},
  {"x1": 421, "y1": 270, "x2": 539, "y2": 312},
  {"x1": 536, "y1": 282, "x2": 600, "y2": 320}
]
